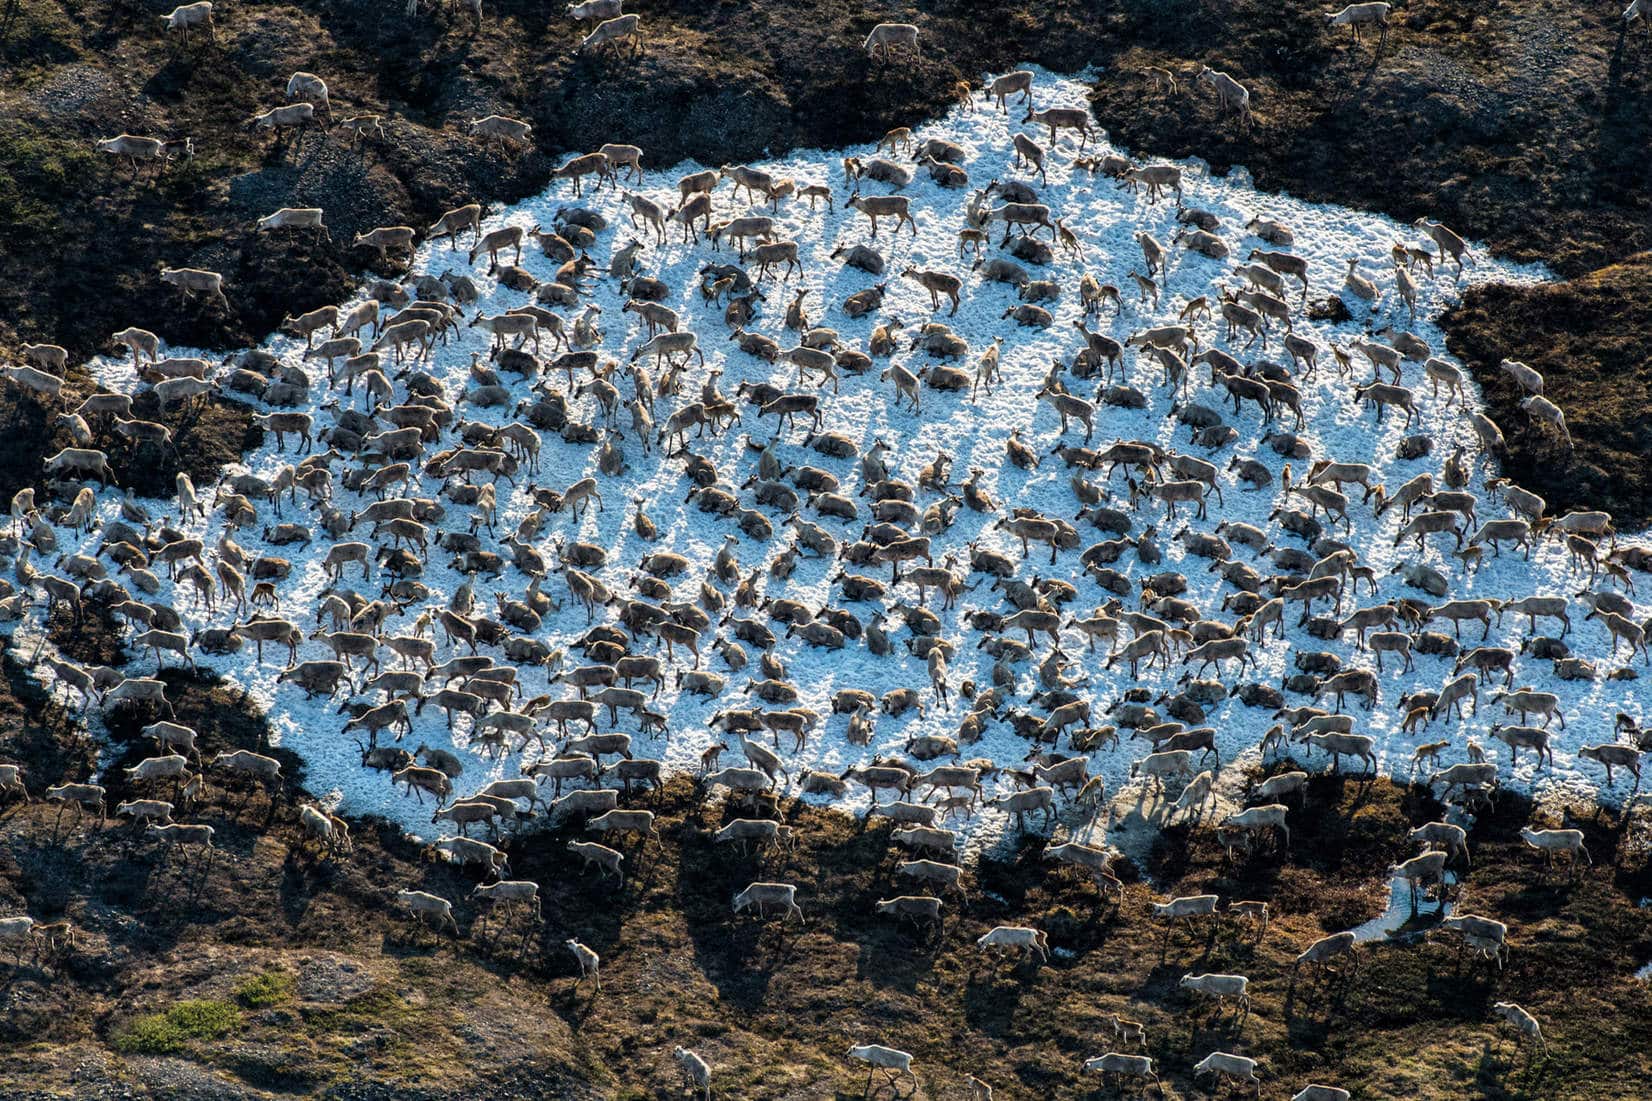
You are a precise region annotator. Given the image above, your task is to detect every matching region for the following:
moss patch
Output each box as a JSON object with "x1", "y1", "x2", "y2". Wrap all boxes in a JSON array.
[
  {"x1": 0, "y1": 130, "x2": 98, "y2": 238},
  {"x1": 112, "y1": 1000, "x2": 241, "y2": 1055},
  {"x1": 234, "y1": 970, "x2": 294, "y2": 1009}
]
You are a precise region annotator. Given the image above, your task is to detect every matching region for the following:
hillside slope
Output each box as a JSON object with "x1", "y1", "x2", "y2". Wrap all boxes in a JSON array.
[
  {"x1": 3, "y1": 665, "x2": 1652, "y2": 1099},
  {"x1": 4, "y1": 0, "x2": 1649, "y2": 515}
]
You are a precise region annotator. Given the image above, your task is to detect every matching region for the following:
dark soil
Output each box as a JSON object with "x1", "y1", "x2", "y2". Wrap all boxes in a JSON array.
[
  {"x1": 0, "y1": 374, "x2": 257, "y2": 510},
  {"x1": 1443, "y1": 253, "x2": 1652, "y2": 524},
  {"x1": 3, "y1": 0, "x2": 1649, "y2": 515},
  {"x1": 4, "y1": 664, "x2": 1652, "y2": 1099},
  {"x1": 4, "y1": 2, "x2": 1652, "y2": 1095}
]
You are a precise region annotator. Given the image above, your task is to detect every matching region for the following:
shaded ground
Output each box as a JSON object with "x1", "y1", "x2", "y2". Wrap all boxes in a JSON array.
[
  {"x1": 3, "y1": 659, "x2": 1651, "y2": 1099},
  {"x1": 0, "y1": 377, "x2": 257, "y2": 507},
  {"x1": 1443, "y1": 252, "x2": 1652, "y2": 525},
  {"x1": 4, "y1": 0, "x2": 1649, "y2": 516}
]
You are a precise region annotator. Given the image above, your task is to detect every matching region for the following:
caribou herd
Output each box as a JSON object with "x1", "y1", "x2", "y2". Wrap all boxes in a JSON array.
[{"x1": 0, "y1": 18, "x2": 1643, "y2": 1096}]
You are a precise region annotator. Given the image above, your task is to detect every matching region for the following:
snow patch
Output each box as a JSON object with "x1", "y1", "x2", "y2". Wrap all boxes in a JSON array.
[
  {"x1": 30, "y1": 68, "x2": 1651, "y2": 851},
  {"x1": 1349, "y1": 871, "x2": 1456, "y2": 943}
]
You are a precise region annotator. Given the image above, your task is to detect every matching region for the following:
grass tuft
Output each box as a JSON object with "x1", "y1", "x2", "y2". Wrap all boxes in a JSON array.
[
  {"x1": 235, "y1": 970, "x2": 293, "y2": 1009},
  {"x1": 113, "y1": 999, "x2": 241, "y2": 1054}
]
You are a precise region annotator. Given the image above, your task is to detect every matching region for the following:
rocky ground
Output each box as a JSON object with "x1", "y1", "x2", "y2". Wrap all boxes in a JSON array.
[
  {"x1": 1443, "y1": 255, "x2": 1652, "y2": 531},
  {"x1": 4, "y1": 0, "x2": 1652, "y2": 1096},
  {"x1": 1, "y1": 0, "x2": 1650, "y2": 516},
  {"x1": 3, "y1": 657, "x2": 1651, "y2": 1099}
]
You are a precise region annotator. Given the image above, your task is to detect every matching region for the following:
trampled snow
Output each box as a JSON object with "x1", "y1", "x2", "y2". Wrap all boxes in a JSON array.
[{"x1": 34, "y1": 69, "x2": 1652, "y2": 855}]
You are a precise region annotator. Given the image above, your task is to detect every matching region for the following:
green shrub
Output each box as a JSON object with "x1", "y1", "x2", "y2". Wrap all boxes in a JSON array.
[
  {"x1": 113, "y1": 999, "x2": 241, "y2": 1054},
  {"x1": 235, "y1": 971, "x2": 293, "y2": 1008}
]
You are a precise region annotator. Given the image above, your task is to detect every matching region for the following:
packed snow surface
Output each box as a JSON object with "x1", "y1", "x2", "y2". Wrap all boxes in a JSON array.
[{"x1": 44, "y1": 69, "x2": 1652, "y2": 852}]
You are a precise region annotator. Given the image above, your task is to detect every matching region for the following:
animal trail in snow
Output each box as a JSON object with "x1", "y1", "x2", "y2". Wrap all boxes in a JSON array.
[{"x1": 50, "y1": 69, "x2": 1652, "y2": 855}]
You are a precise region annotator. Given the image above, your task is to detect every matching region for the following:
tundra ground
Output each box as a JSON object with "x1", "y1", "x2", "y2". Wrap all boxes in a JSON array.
[
  {"x1": 2, "y1": 662, "x2": 1650, "y2": 1099},
  {"x1": 1, "y1": 0, "x2": 1651, "y2": 515},
  {"x1": 4, "y1": 1, "x2": 1652, "y2": 1096}
]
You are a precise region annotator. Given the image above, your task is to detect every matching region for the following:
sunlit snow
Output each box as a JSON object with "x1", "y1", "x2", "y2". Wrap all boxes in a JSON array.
[{"x1": 33, "y1": 69, "x2": 1650, "y2": 854}]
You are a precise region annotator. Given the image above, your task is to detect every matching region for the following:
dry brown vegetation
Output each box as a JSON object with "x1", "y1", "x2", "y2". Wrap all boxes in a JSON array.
[
  {"x1": 1444, "y1": 253, "x2": 1652, "y2": 525},
  {"x1": 3, "y1": 0, "x2": 1652, "y2": 1096},
  {"x1": 2, "y1": 662, "x2": 1651, "y2": 1099},
  {"x1": 3, "y1": 0, "x2": 1648, "y2": 514}
]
